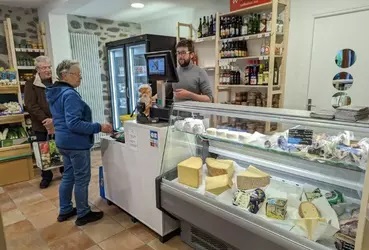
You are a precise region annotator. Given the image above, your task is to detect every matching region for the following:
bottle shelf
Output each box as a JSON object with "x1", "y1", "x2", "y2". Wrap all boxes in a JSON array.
[
  {"x1": 17, "y1": 66, "x2": 35, "y2": 70},
  {"x1": 220, "y1": 1, "x2": 287, "y2": 17},
  {"x1": 220, "y1": 55, "x2": 282, "y2": 62},
  {"x1": 15, "y1": 48, "x2": 45, "y2": 53},
  {"x1": 220, "y1": 32, "x2": 283, "y2": 42},
  {"x1": 194, "y1": 36, "x2": 216, "y2": 43}
]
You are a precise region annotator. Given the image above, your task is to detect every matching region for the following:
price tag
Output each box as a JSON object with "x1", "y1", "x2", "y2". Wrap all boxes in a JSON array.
[
  {"x1": 265, "y1": 33, "x2": 270, "y2": 37},
  {"x1": 245, "y1": 36, "x2": 250, "y2": 40},
  {"x1": 239, "y1": 37, "x2": 244, "y2": 41},
  {"x1": 257, "y1": 34, "x2": 262, "y2": 38},
  {"x1": 259, "y1": 56, "x2": 264, "y2": 60},
  {"x1": 288, "y1": 129, "x2": 313, "y2": 145},
  {"x1": 211, "y1": 36, "x2": 215, "y2": 40},
  {"x1": 198, "y1": 38, "x2": 204, "y2": 42}
]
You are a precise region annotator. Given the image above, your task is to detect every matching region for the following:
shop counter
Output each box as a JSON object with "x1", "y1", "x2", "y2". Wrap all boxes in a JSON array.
[{"x1": 100, "y1": 120, "x2": 179, "y2": 241}]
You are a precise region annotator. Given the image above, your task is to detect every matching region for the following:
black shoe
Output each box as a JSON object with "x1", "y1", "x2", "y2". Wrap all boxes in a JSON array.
[
  {"x1": 57, "y1": 208, "x2": 77, "y2": 222},
  {"x1": 75, "y1": 211, "x2": 104, "y2": 226},
  {"x1": 39, "y1": 179, "x2": 51, "y2": 189}
]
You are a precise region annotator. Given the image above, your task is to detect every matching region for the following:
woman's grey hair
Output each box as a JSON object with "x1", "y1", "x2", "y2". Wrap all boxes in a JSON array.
[
  {"x1": 56, "y1": 60, "x2": 80, "y2": 79},
  {"x1": 34, "y1": 56, "x2": 51, "y2": 68}
]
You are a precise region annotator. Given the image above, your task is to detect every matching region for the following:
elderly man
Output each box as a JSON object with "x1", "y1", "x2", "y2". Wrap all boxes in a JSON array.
[{"x1": 24, "y1": 56, "x2": 64, "y2": 189}]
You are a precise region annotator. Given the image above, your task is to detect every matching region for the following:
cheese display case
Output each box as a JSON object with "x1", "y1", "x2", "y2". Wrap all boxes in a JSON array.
[{"x1": 155, "y1": 101, "x2": 369, "y2": 250}]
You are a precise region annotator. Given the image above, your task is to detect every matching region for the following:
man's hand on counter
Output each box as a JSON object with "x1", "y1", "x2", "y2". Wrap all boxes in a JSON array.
[
  {"x1": 174, "y1": 88, "x2": 192, "y2": 100},
  {"x1": 101, "y1": 123, "x2": 113, "y2": 134}
]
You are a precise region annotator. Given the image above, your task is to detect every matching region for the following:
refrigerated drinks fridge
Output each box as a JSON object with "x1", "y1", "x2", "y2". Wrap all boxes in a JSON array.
[{"x1": 106, "y1": 34, "x2": 176, "y2": 129}]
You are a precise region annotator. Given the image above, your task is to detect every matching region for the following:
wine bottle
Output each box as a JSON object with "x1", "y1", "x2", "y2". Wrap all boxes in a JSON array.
[{"x1": 198, "y1": 18, "x2": 202, "y2": 38}]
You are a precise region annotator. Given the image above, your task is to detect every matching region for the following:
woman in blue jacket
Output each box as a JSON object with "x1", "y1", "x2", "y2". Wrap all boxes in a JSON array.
[{"x1": 46, "y1": 60, "x2": 113, "y2": 226}]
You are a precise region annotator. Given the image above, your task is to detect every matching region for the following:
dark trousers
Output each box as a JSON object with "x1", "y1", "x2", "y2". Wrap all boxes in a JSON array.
[{"x1": 34, "y1": 131, "x2": 64, "y2": 181}]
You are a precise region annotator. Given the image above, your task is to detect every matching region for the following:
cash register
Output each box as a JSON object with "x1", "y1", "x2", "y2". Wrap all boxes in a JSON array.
[{"x1": 136, "y1": 50, "x2": 178, "y2": 123}]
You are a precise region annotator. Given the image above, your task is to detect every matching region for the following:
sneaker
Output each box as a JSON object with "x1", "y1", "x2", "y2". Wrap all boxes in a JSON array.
[
  {"x1": 57, "y1": 208, "x2": 77, "y2": 222},
  {"x1": 75, "y1": 211, "x2": 104, "y2": 226},
  {"x1": 39, "y1": 179, "x2": 51, "y2": 189}
]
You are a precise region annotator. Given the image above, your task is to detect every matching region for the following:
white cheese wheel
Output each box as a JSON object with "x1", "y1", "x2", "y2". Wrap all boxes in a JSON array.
[
  {"x1": 206, "y1": 128, "x2": 217, "y2": 136},
  {"x1": 226, "y1": 131, "x2": 239, "y2": 140},
  {"x1": 216, "y1": 129, "x2": 228, "y2": 138}
]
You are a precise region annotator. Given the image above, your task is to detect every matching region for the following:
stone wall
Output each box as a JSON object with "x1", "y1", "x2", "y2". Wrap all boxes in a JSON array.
[
  {"x1": 68, "y1": 15, "x2": 141, "y2": 123},
  {"x1": 0, "y1": 5, "x2": 39, "y2": 69}
]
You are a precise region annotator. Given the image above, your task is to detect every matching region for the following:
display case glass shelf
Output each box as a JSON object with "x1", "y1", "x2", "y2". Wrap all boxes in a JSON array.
[{"x1": 157, "y1": 101, "x2": 369, "y2": 250}]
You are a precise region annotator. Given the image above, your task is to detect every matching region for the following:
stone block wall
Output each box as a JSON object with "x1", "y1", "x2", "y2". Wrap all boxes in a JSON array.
[
  {"x1": 68, "y1": 15, "x2": 141, "y2": 123},
  {"x1": 0, "y1": 5, "x2": 39, "y2": 69}
]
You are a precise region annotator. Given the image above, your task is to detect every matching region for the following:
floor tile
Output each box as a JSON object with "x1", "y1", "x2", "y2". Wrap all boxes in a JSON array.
[
  {"x1": 98, "y1": 231, "x2": 145, "y2": 250},
  {"x1": 86, "y1": 245, "x2": 103, "y2": 250},
  {"x1": 6, "y1": 230, "x2": 49, "y2": 250},
  {"x1": 40, "y1": 182, "x2": 60, "y2": 199},
  {"x1": 40, "y1": 220, "x2": 80, "y2": 243},
  {"x1": 5, "y1": 182, "x2": 38, "y2": 200},
  {"x1": 12, "y1": 192, "x2": 47, "y2": 207},
  {"x1": 148, "y1": 237, "x2": 192, "y2": 250},
  {"x1": 0, "y1": 186, "x2": 4, "y2": 194},
  {"x1": 0, "y1": 193, "x2": 16, "y2": 212},
  {"x1": 128, "y1": 223, "x2": 158, "y2": 243},
  {"x1": 111, "y1": 212, "x2": 136, "y2": 229},
  {"x1": 19, "y1": 199, "x2": 56, "y2": 218},
  {"x1": 48, "y1": 231, "x2": 95, "y2": 250},
  {"x1": 135, "y1": 246, "x2": 154, "y2": 250},
  {"x1": 4, "y1": 220, "x2": 35, "y2": 241},
  {"x1": 2, "y1": 209, "x2": 26, "y2": 226},
  {"x1": 94, "y1": 199, "x2": 122, "y2": 216},
  {"x1": 28, "y1": 176, "x2": 42, "y2": 188},
  {"x1": 81, "y1": 216, "x2": 124, "y2": 243},
  {"x1": 28, "y1": 208, "x2": 59, "y2": 230}
]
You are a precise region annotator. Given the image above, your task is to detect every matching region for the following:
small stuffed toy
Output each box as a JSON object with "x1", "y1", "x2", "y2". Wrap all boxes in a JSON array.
[{"x1": 138, "y1": 84, "x2": 153, "y2": 117}]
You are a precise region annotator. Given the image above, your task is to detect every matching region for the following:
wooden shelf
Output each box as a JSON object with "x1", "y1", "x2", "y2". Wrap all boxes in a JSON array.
[
  {"x1": 220, "y1": 55, "x2": 282, "y2": 62},
  {"x1": 0, "y1": 85, "x2": 19, "y2": 94},
  {"x1": 0, "y1": 144, "x2": 30, "y2": 153},
  {"x1": 194, "y1": 36, "x2": 216, "y2": 43},
  {"x1": 218, "y1": 85, "x2": 268, "y2": 89},
  {"x1": 17, "y1": 66, "x2": 35, "y2": 70},
  {"x1": 220, "y1": 32, "x2": 283, "y2": 43},
  {"x1": 15, "y1": 48, "x2": 44, "y2": 53},
  {"x1": 0, "y1": 114, "x2": 24, "y2": 125},
  {"x1": 220, "y1": 1, "x2": 285, "y2": 17}
]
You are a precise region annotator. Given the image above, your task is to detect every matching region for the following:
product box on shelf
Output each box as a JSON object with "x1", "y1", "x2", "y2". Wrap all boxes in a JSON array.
[{"x1": 230, "y1": 0, "x2": 272, "y2": 12}]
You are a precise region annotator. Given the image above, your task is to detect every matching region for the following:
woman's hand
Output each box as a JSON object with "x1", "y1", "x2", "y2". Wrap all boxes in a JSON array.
[{"x1": 101, "y1": 123, "x2": 113, "y2": 134}]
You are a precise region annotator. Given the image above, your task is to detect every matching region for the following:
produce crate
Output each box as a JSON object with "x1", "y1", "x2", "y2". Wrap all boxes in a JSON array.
[{"x1": 32, "y1": 139, "x2": 63, "y2": 171}]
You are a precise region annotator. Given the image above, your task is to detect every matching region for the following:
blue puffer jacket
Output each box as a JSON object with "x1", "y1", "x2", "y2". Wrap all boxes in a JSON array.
[{"x1": 46, "y1": 81, "x2": 101, "y2": 150}]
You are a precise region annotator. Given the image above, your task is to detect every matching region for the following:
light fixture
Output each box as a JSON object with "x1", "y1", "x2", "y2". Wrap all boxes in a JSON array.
[{"x1": 131, "y1": 2, "x2": 144, "y2": 8}]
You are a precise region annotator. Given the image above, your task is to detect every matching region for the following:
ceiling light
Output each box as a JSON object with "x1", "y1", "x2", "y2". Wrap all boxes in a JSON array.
[{"x1": 131, "y1": 2, "x2": 144, "y2": 8}]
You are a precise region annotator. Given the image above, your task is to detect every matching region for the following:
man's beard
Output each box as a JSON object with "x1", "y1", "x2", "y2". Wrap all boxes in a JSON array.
[{"x1": 179, "y1": 58, "x2": 191, "y2": 67}]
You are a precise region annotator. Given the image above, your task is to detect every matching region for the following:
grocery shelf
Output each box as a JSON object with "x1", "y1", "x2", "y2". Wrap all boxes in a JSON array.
[
  {"x1": 220, "y1": 55, "x2": 282, "y2": 62},
  {"x1": 220, "y1": 32, "x2": 283, "y2": 43},
  {"x1": 0, "y1": 85, "x2": 19, "y2": 94},
  {"x1": 201, "y1": 66, "x2": 216, "y2": 71},
  {"x1": 0, "y1": 114, "x2": 24, "y2": 125},
  {"x1": 218, "y1": 85, "x2": 268, "y2": 89},
  {"x1": 17, "y1": 66, "x2": 35, "y2": 70},
  {"x1": 15, "y1": 48, "x2": 45, "y2": 53},
  {"x1": 220, "y1": 1, "x2": 288, "y2": 17},
  {"x1": 0, "y1": 143, "x2": 30, "y2": 153},
  {"x1": 194, "y1": 36, "x2": 216, "y2": 43}
]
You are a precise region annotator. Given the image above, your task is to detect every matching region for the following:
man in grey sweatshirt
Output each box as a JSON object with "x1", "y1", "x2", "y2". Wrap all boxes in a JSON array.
[{"x1": 171, "y1": 39, "x2": 213, "y2": 102}]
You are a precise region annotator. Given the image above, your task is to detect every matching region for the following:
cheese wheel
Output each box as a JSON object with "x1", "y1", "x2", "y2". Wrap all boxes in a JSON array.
[
  {"x1": 216, "y1": 129, "x2": 228, "y2": 138},
  {"x1": 177, "y1": 157, "x2": 203, "y2": 188},
  {"x1": 205, "y1": 174, "x2": 233, "y2": 195},
  {"x1": 236, "y1": 166, "x2": 270, "y2": 190},
  {"x1": 206, "y1": 128, "x2": 217, "y2": 136},
  {"x1": 299, "y1": 201, "x2": 320, "y2": 218},
  {"x1": 206, "y1": 158, "x2": 234, "y2": 177},
  {"x1": 238, "y1": 132, "x2": 252, "y2": 143},
  {"x1": 226, "y1": 131, "x2": 239, "y2": 140}
]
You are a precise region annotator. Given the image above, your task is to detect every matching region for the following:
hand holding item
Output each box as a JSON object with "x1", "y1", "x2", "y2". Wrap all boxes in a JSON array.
[
  {"x1": 47, "y1": 126, "x2": 55, "y2": 135},
  {"x1": 42, "y1": 118, "x2": 53, "y2": 128},
  {"x1": 101, "y1": 123, "x2": 113, "y2": 134},
  {"x1": 174, "y1": 88, "x2": 192, "y2": 100}
]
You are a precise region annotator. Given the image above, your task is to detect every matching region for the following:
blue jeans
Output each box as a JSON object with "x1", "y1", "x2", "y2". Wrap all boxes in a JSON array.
[{"x1": 58, "y1": 148, "x2": 91, "y2": 218}]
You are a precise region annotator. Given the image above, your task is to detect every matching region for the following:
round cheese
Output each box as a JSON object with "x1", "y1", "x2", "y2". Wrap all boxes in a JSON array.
[
  {"x1": 206, "y1": 128, "x2": 217, "y2": 136},
  {"x1": 216, "y1": 129, "x2": 228, "y2": 138},
  {"x1": 226, "y1": 131, "x2": 239, "y2": 140}
]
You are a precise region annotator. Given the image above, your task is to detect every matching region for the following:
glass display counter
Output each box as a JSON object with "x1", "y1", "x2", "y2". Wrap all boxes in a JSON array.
[{"x1": 155, "y1": 101, "x2": 369, "y2": 250}]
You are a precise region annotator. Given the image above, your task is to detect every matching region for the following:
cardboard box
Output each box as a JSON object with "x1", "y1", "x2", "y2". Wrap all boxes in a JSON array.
[{"x1": 230, "y1": 0, "x2": 272, "y2": 12}]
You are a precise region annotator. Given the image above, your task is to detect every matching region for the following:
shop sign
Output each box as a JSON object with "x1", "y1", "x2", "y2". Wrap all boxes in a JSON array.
[
  {"x1": 150, "y1": 130, "x2": 159, "y2": 148},
  {"x1": 230, "y1": 0, "x2": 272, "y2": 12}
]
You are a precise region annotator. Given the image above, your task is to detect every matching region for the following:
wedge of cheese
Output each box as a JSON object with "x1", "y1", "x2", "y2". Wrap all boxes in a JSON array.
[
  {"x1": 206, "y1": 158, "x2": 234, "y2": 177},
  {"x1": 237, "y1": 165, "x2": 270, "y2": 190},
  {"x1": 296, "y1": 218, "x2": 326, "y2": 240},
  {"x1": 177, "y1": 157, "x2": 203, "y2": 188},
  {"x1": 205, "y1": 174, "x2": 233, "y2": 195}
]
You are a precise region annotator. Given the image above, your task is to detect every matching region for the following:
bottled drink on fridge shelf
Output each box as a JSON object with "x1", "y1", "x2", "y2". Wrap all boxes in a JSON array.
[
  {"x1": 260, "y1": 13, "x2": 267, "y2": 33},
  {"x1": 273, "y1": 62, "x2": 279, "y2": 86},
  {"x1": 220, "y1": 64, "x2": 241, "y2": 85},
  {"x1": 220, "y1": 41, "x2": 247, "y2": 58},
  {"x1": 202, "y1": 16, "x2": 208, "y2": 37}
]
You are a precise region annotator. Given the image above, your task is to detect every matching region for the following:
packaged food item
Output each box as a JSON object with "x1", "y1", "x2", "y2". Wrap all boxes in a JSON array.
[
  {"x1": 232, "y1": 190, "x2": 251, "y2": 209},
  {"x1": 266, "y1": 198, "x2": 287, "y2": 220},
  {"x1": 299, "y1": 201, "x2": 320, "y2": 218},
  {"x1": 305, "y1": 188, "x2": 322, "y2": 201},
  {"x1": 339, "y1": 219, "x2": 358, "y2": 238},
  {"x1": 248, "y1": 188, "x2": 266, "y2": 214},
  {"x1": 325, "y1": 190, "x2": 344, "y2": 205}
]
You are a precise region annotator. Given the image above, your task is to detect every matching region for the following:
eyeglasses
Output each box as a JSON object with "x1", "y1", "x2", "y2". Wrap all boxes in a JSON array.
[
  {"x1": 176, "y1": 51, "x2": 191, "y2": 56},
  {"x1": 68, "y1": 72, "x2": 82, "y2": 77},
  {"x1": 38, "y1": 66, "x2": 52, "y2": 71}
]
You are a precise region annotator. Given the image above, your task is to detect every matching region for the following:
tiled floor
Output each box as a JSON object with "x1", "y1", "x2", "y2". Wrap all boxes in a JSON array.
[{"x1": 1, "y1": 150, "x2": 193, "y2": 250}]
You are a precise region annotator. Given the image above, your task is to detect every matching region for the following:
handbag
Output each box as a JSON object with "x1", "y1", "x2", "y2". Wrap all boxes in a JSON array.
[{"x1": 32, "y1": 134, "x2": 63, "y2": 170}]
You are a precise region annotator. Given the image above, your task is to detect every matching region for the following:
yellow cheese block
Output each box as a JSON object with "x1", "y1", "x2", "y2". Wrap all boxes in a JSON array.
[
  {"x1": 205, "y1": 174, "x2": 233, "y2": 195},
  {"x1": 206, "y1": 158, "x2": 234, "y2": 177},
  {"x1": 237, "y1": 165, "x2": 270, "y2": 190},
  {"x1": 177, "y1": 157, "x2": 203, "y2": 188},
  {"x1": 299, "y1": 201, "x2": 320, "y2": 218}
]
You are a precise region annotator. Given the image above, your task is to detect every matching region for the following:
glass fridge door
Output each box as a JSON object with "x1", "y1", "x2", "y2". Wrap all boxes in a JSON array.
[
  {"x1": 126, "y1": 43, "x2": 147, "y2": 111},
  {"x1": 108, "y1": 48, "x2": 128, "y2": 129}
]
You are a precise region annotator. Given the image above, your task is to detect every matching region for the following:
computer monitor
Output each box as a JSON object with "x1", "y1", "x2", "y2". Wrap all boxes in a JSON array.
[{"x1": 145, "y1": 50, "x2": 178, "y2": 83}]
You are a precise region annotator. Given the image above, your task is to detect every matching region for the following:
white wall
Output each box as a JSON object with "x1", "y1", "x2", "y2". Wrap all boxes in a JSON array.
[{"x1": 284, "y1": 0, "x2": 369, "y2": 110}]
